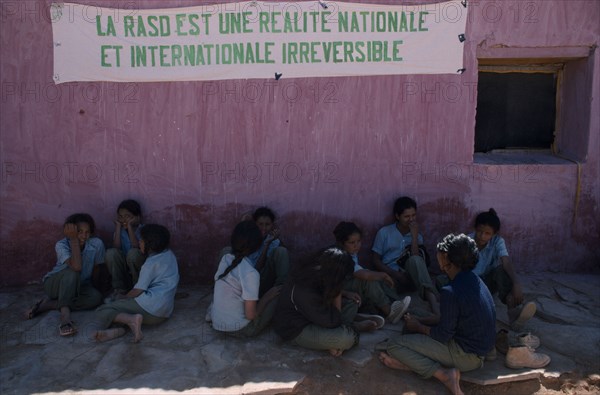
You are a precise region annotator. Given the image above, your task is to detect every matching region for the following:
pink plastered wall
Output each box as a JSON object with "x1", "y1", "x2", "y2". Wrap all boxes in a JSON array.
[{"x1": 1, "y1": 0, "x2": 598, "y2": 287}]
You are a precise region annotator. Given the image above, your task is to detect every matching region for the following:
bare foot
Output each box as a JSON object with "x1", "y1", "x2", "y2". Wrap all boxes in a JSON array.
[
  {"x1": 93, "y1": 328, "x2": 127, "y2": 342},
  {"x1": 329, "y1": 349, "x2": 343, "y2": 357},
  {"x1": 353, "y1": 320, "x2": 377, "y2": 332},
  {"x1": 126, "y1": 314, "x2": 144, "y2": 343},
  {"x1": 434, "y1": 367, "x2": 463, "y2": 395},
  {"x1": 378, "y1": 352, "x2": 412, "y2": 371}
]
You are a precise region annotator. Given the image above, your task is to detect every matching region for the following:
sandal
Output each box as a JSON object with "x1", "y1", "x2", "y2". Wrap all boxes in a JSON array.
[
  {"x1": 355, "y1": 313, "x2": 385, "y2": 329},
  {"x1": 59, "y1": 321, "x2": 77, "y2": 337},
  {"x1": 26, "y1": 298, "x2": 44, "y2": 320}
]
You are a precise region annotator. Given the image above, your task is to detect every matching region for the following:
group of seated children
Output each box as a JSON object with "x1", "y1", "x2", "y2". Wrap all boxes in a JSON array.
[
  {"x1": 26, "y1": 200, "x2": 179, "y2": 342},
  {"x1": 209, "y1": 197, "x2": 544, "y2": 395},
  {"x1": 25, "y1": 196, "x2": 543, "y2": 395}
]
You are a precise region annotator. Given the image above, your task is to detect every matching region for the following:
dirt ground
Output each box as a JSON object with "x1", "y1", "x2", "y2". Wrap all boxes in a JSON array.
[
  {"x1": 2, "y1": 274, "x2": 599, "y2": 395},
  {"x1": 290, "y1": 356, "x2": 600, "y2": 395}
]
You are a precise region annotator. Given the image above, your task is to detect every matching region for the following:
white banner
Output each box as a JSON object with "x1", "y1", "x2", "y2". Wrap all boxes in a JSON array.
[{"x1": 51, "y1": 1, "x2": 468, "y2": 84}]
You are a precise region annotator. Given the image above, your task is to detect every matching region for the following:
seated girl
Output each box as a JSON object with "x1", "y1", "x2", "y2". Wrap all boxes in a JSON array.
[
  {"x1": 26, "y1": 213, "x2": 104, "y2": 337},
  {"x1": 435, "y1": 209, "x2": 536, "y2": 330},
  {"x1": 334, "y1": 221, "x2": 411, "y2": 324},
  {"x1": 92, "y1": 224, "x2": 179, "y2": 343},
  {"x1": 379, "y1": 234, "x2": 496, "y2": 395},
  {"x1": 273, "y1": 247, "x2": 378, "y2": 357},
  {"x1": 246, "y1": 207, "x2": 290, "y2": 297},
  {"x1": 211, "y1": 221, "x2": 282, "y2": 337},
  {"x1": 105, "y1": 199, "x2": 145, "y2": 300},
  {"x1": 470, "y1": 208, "x2": 536, "y2": 330}
]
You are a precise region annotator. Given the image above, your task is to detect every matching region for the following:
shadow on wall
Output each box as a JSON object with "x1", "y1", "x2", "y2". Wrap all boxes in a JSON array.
[
  {"x1": 2, "y1": 219, "x2": 62, "y2": 287},
  {"x1": 0, "y1": 200, "x2": 472, "y2": 287},
  {"x1": 1, "y1": 204, "x2": 392, "y2": 287},
  {"x1": 3, "y1": 196, "x2": 598, "y2": 288},
  {"x1": 154, "y1": 205, "x2": 362, "y2": 283},
  {"x1": 420, "y1": 197, "x2": 472, "y2": 247}
]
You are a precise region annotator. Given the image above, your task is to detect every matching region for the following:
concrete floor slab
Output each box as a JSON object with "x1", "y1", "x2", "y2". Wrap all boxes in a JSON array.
[{"x1": 1, "y1": 273, "x2": 599, "y2": 394}]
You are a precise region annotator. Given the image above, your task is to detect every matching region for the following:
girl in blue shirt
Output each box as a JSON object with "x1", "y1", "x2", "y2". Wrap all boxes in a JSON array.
[
  {"x1": 105, "y1": 199, "x2": 145, "y2": 299},
  {"x1": 92, "y1": 224, "x2": 179, "y2": 343},
  {"x1": 247, "y1": 207, "x2": 290, "y2": 297},
  {"x1": 334, "y1": 221, "x2": 411, "y2": 325},
  {"x1": 26, "y1": 213, "x2": 104, "y2": 337},
  {"x1": 471, "y1": 208, "x2": 536, "y2": 330}
]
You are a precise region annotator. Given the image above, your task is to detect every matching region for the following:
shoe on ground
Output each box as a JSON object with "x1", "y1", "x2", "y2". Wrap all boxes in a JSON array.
[
  {"x1": 511, "y1": 302, "x2": 536, "y2": 330},
  {"x1": 388, "y1": 296, "x2": 411, "y2": 324},
  {"x1": 496, "y1": 329, "x2": 509, "y2": 354},
  {"x1": 355, "y1": 313, "x2": 385, "y2": 329},
  {"x1": 514, "y1": 332, "x2": 541, "y2": 349},
  {"x1": 505, "y1": 345, "x2": 551, "y2": 369}
]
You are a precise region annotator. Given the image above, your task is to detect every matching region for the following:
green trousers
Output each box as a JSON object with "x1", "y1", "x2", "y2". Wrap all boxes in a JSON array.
[
  {"x1": 291, "y1": 299, "x2": 359, "y2": 352},
  {"x1": 344, "y1": 277, "x2": 390, "y2": 313},
  {"x1": 394, "y1": 255, "x2": 438, "y2": 300},
  {"x1": 105, "y1": 247, "x2": 145, "y2": 290},
  {"x1": 43, "y1": 268, "x2": 102, "y2": 310},
  {"x1": 95, "y1": 298, "x2": 166, "y2": 329},
  {"x1": 386, "y1": 334, "x2": 483, "y2": 378},
  {"x1": 224, "y1": 296, "x2": 279, "y2": 338}
]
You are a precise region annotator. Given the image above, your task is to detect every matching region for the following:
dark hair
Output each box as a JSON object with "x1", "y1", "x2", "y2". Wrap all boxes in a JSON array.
[
  {"x1": 117, "y1": 199, "x2": 142, "y2": 217},
  {"x1": 394, "y1": 196, "x2": 417, "y2": 216},
  {"x1": 217, "y1": 221, "x2": 263, "y2": 281},
  {"x1": 436, "y1": 233, "x2": 479, "y2": 271},
  {"x1": 64, "y1": 213, "x2": 96, "y2": 234},
  {"x1": 252, "y1": 207, "x2": 275, "y2": 222},
  {"x1": 474, "y1": 208, "x2": 501, "y2": 233},
  {"x1": 140, "y1": 224, "x2": 170, "y2": 254},
  {"x1": 293, "y1": 247, "x2": 354, "y2": 305},
  {"x1": 333, "y1": 222, "x2": 362, "y2": 245}
]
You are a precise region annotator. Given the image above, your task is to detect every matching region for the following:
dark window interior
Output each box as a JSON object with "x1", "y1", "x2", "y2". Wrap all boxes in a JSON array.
[{"x1": 475, "y1": 72, "x2": 557, "y2": 153}]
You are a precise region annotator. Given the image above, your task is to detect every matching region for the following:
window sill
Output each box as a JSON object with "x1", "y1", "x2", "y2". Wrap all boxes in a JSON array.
[{"x1": 473, "y1": 150, "x2": 575, "y2": 165}]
